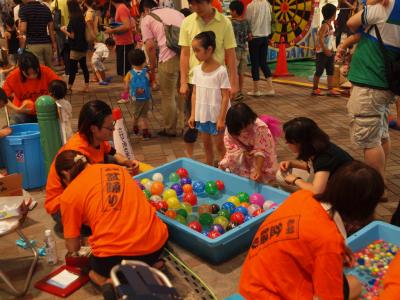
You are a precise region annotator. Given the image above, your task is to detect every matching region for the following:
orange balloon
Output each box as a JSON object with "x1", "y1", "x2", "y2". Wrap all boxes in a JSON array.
[
  {"x1": 182, "y1": 184, "x2": 193, "y2": 194},
  {"x1": 165, "y1": 210, "x2": 176, "y2": 219},
  {"x1": 22, "y1": 99, "x2": 36, "y2": 115},
  {"x1": 150, "y1": 181, "x2": 164, "y2": 195},
  {"x1": 240, "y1": 202, "x2": 250, "y2": 208}
]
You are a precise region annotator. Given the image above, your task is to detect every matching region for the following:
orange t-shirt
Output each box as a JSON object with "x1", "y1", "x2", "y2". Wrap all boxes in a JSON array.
[
  {"x1": 2, "y1": 66, "x2": 60, "y2": 107},
  {"x1": 211, "y1": 0, "x2": 223, "y2": 13},
  {"x1": 242, "y1": 0, "x2": 252, "y2": 13},
  {"x1": 239, "y1": 190, "x2": 346, "y2": 300},
  {"x1": 45, "y1": 132, "x2": 111, "y2": 214},
  {"x1": 379, "y1": 254, "x2": 400, "y2": 299},
  {"x1": 60, "y1": 164, "x2": 168, "y2": 257}
]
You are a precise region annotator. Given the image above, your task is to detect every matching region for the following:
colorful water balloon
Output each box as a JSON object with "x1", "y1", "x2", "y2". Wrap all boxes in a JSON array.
[
  {"x1": 168, "y1": 172, "x2": 180, "y2": 183},
  {"x1": 152, "y1": 173, "x2": 164, "y2": 182}
]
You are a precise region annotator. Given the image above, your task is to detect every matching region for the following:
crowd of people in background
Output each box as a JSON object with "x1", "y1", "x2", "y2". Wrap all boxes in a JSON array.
[{"x1": 0, "y1": 0, "x2": 399, "y2": 297}]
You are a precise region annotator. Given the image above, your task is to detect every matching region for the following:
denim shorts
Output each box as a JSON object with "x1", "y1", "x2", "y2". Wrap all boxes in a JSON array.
[{"x1": 196, "y1": 121, "x2": 219, "y2": 135}]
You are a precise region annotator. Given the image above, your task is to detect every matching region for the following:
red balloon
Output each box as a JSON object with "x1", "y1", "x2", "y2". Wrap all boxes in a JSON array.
[
  {"x1": 155, "y1": 200, "x2": 168, "y2": 212},
  {"x1": 188, "y1": 221, "x2": 202, "y2": 232},
  {"x1": 176, "y1": 168, "x2": 189, "y2": 178},
  {"x1": 207, "y1": 230, "x2": 221, "y2": 239},
  {"x1": 215, "y1": 180, "x2": 225, "y2": 191},
  {"x1": 230, "y1": 212, "x2": 245, "y2": 225},
  {"x1": 183, "y1": 192, "x2": 198, "y2": 206}
]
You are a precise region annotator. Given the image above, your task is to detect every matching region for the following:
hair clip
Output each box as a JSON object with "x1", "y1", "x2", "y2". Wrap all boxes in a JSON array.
[{"x1": 74, "y1": 154, "x2": 87, "y2": 163}]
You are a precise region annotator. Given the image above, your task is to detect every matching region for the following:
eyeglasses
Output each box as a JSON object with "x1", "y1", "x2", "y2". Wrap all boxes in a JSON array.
[{"x1": 102, "y1": 121, "x2": 116, "y2": 131}]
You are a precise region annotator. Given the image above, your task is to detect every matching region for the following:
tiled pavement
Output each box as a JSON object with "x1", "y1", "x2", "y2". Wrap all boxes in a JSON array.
[{"x1": 1, "y1": 54, "x2": 399, "y2": 299}]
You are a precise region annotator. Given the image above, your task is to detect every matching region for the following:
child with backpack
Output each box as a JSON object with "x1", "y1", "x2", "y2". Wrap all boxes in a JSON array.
[{"x1": 123, "y1": 49, "x2": 152, "y2": 140}]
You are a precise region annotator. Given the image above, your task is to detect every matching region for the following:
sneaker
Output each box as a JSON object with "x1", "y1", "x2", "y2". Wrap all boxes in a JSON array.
[
  {"x1": 99, "y1": 81, "x2": 109, "y2": 86},
  {"x1": 327, "y1": 89, "x2": 341, "y2": 97},
  {"x1": 311, "y1": 89, "x2": 324, "y2": 96},
  {"x1": 117, "y1": 98, "x2": 129, "y2": 104},
  {"x1": 264, "y1": 89, "x2": 275, "y2": 96},
  {"x1": 247, "y1": 90, "x2": 263, "y2": 97},
  {"x1": 133, "y1": 126, "x2": 139, "y2": 135}
]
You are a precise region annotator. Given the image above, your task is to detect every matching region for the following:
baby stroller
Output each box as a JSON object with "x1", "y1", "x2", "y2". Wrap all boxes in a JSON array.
[{"x1": 102, "y1": 260, "x2": 181, "y2": 300}]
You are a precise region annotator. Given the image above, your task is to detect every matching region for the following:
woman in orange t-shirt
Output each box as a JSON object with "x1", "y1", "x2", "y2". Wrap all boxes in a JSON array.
[
  {"x1": 239, "y1": 161, "x2": 384, "y2": 300},
  {"x1": 379, "y1": 253, "x2": 400, "y2": 299},
  {"x1": 45, "y1": 100, "x2": 140, "y2": 230},
  {"x1": 2, "y1": 52, "x2": 60, "y2": 123},
  {"x1": 55, "y1": 150, "x2": 168, "y2": 286}
]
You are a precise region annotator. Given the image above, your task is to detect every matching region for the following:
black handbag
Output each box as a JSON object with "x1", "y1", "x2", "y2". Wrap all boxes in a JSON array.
[
  {"x1": 53, "y1": 0, "x2": 62, "y2": 31},
  {"x1": 373, "y1": 25, "x2": 400, "y2": 96}
]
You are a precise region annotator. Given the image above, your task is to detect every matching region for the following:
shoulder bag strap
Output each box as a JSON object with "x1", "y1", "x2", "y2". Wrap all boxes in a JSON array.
[
  {"x1": 149, "y1": 11, "x2": 164, "y2": 25},
  {"x1": 373, "y1": 24, "x2": 389, "y2": 56}
]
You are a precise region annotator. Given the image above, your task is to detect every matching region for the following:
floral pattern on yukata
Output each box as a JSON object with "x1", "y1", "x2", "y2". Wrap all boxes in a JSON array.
[{"x1": 219, "y1": 118, "x2": 278, "y2": 183}]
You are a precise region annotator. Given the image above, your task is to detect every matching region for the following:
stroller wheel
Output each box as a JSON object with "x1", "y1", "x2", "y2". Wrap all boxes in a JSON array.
[{"x1": 102, "y1": 283, "x2": 117, "y2": 300}]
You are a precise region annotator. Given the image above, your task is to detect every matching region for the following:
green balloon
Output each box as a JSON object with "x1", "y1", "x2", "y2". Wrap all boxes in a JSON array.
[
  {"x1": 199, "y1": 213, "x2": 213, "y2": 226},
  {"x1": 236, "y1": 192, "x2": 250, "y2": 203},
  {"x1": 176, "y1": 208, "x2": 188, "y2": 219},
  {"x1": 218, "y1": 209, "x2": 231, "y2": 219},
  {"x1": 187, "y1": 214, "x2": 198, "y2": 223},
  {"x1": 175, "y1": 214, "x2": 187, "y2": 225},
  {"x1": 205, "y1": 181, "x2": 218, "y2": 195},
  {"x1": 143, "y1": 189, "x2": 152, "y2": 199},
  {"x1": 213, "y1": 216, "x2": 229, "y2": 229},
  {"x1": 169, "y1": 172, "x2": 180, "y2": 183}
]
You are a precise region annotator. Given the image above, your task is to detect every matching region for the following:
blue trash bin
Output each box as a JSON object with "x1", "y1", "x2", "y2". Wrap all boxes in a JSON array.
[{"x1": 0, "y1": 123, "x2": 46, "y2": 189}]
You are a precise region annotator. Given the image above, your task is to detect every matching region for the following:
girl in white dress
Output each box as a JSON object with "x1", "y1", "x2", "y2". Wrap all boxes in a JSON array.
[{"x1": 188, "y1": 31, "x2": 231, "y2": 166}]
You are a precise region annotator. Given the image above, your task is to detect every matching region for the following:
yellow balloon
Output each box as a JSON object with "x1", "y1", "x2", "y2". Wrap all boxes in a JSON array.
[
  {"x1": 141, "y1": 178, "x2": 150, "y2": 185},
  {"x1": 181, "y1": 202, "x2": 193, "y2": 214},
  {"x1": 166, "y1": 197, "x2": 181, "y2": 209},
  {"x1": 163, "y1": 189, "x2": 177, "y2": 200},
  {"x1": 227, "y1": 196, "x2": 240, "y2": 207}
]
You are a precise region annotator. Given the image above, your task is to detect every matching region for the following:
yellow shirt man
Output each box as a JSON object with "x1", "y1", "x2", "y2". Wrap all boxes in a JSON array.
[{"x1": 179, "y1": 8, "x2": 237, "y2": 83}]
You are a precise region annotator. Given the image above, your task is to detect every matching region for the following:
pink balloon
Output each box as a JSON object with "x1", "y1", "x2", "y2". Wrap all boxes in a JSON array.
[{"x1": 249, "y1": 193, "x2": 265, "y2": 207}]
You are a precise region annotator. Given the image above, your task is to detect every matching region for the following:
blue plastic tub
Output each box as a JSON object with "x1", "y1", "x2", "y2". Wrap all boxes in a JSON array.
[
  {"x1": 135, "y1": 158, "x2": 290, "y2": 263},
  {"x1": 0, "y1": 123, "x2": 46, "y2": 189},
  {"x1": 346, "y1": 221, "x2": 400, "y2": 285}
]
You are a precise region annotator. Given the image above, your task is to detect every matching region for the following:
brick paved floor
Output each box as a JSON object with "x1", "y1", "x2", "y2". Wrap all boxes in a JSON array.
[{"x1": 1, "y1": 54, "x2": 399, "y2": 299}]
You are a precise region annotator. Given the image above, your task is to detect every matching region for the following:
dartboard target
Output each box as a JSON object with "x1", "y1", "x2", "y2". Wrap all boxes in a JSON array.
[{"x1": 268, "y1": 0, "x2": 314, "y2": 48}]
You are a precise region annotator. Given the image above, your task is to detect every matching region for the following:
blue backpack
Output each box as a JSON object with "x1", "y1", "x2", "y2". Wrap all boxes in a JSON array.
[{"x1": 129, "y1": 68, "x2": 151, "y2": 101}]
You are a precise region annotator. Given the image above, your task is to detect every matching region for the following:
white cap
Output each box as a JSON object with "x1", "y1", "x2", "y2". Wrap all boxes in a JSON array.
[{"x1": 45, "y1": 229, "x2": 52, "y2": 236}]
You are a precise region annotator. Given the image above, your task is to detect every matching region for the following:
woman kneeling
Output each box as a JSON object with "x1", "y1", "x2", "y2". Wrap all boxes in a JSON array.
[{"x1": 55, "y1": 150, "x2": 168, "y2": 286}]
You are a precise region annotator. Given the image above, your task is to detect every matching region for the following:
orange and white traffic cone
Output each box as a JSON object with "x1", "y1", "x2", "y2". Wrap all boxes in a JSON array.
[{"x1": 273, "y1": 37, "x2": 293, "y2": 77}]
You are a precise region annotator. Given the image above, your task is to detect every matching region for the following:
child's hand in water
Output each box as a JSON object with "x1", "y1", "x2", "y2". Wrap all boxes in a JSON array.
[
  {"x1": 188, "y1": 116, "x2": 195, "y2": 129},
  {"x1": 279, "y1": 161, "x2": 291, "y2": 172},
  {"x1": 217, "y1": 118, "x2": 225, "y2": 132}
]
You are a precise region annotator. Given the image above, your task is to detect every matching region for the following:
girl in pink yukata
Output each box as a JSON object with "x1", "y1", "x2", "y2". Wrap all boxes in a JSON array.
[{"x1": 219, "y1": 103, "x2": 281, "y2": 183}]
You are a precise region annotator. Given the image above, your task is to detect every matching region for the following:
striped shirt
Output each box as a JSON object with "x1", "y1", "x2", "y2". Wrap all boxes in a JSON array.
[{"x1": 19, "y1": 1, "x2": 53, "y2": 44}]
